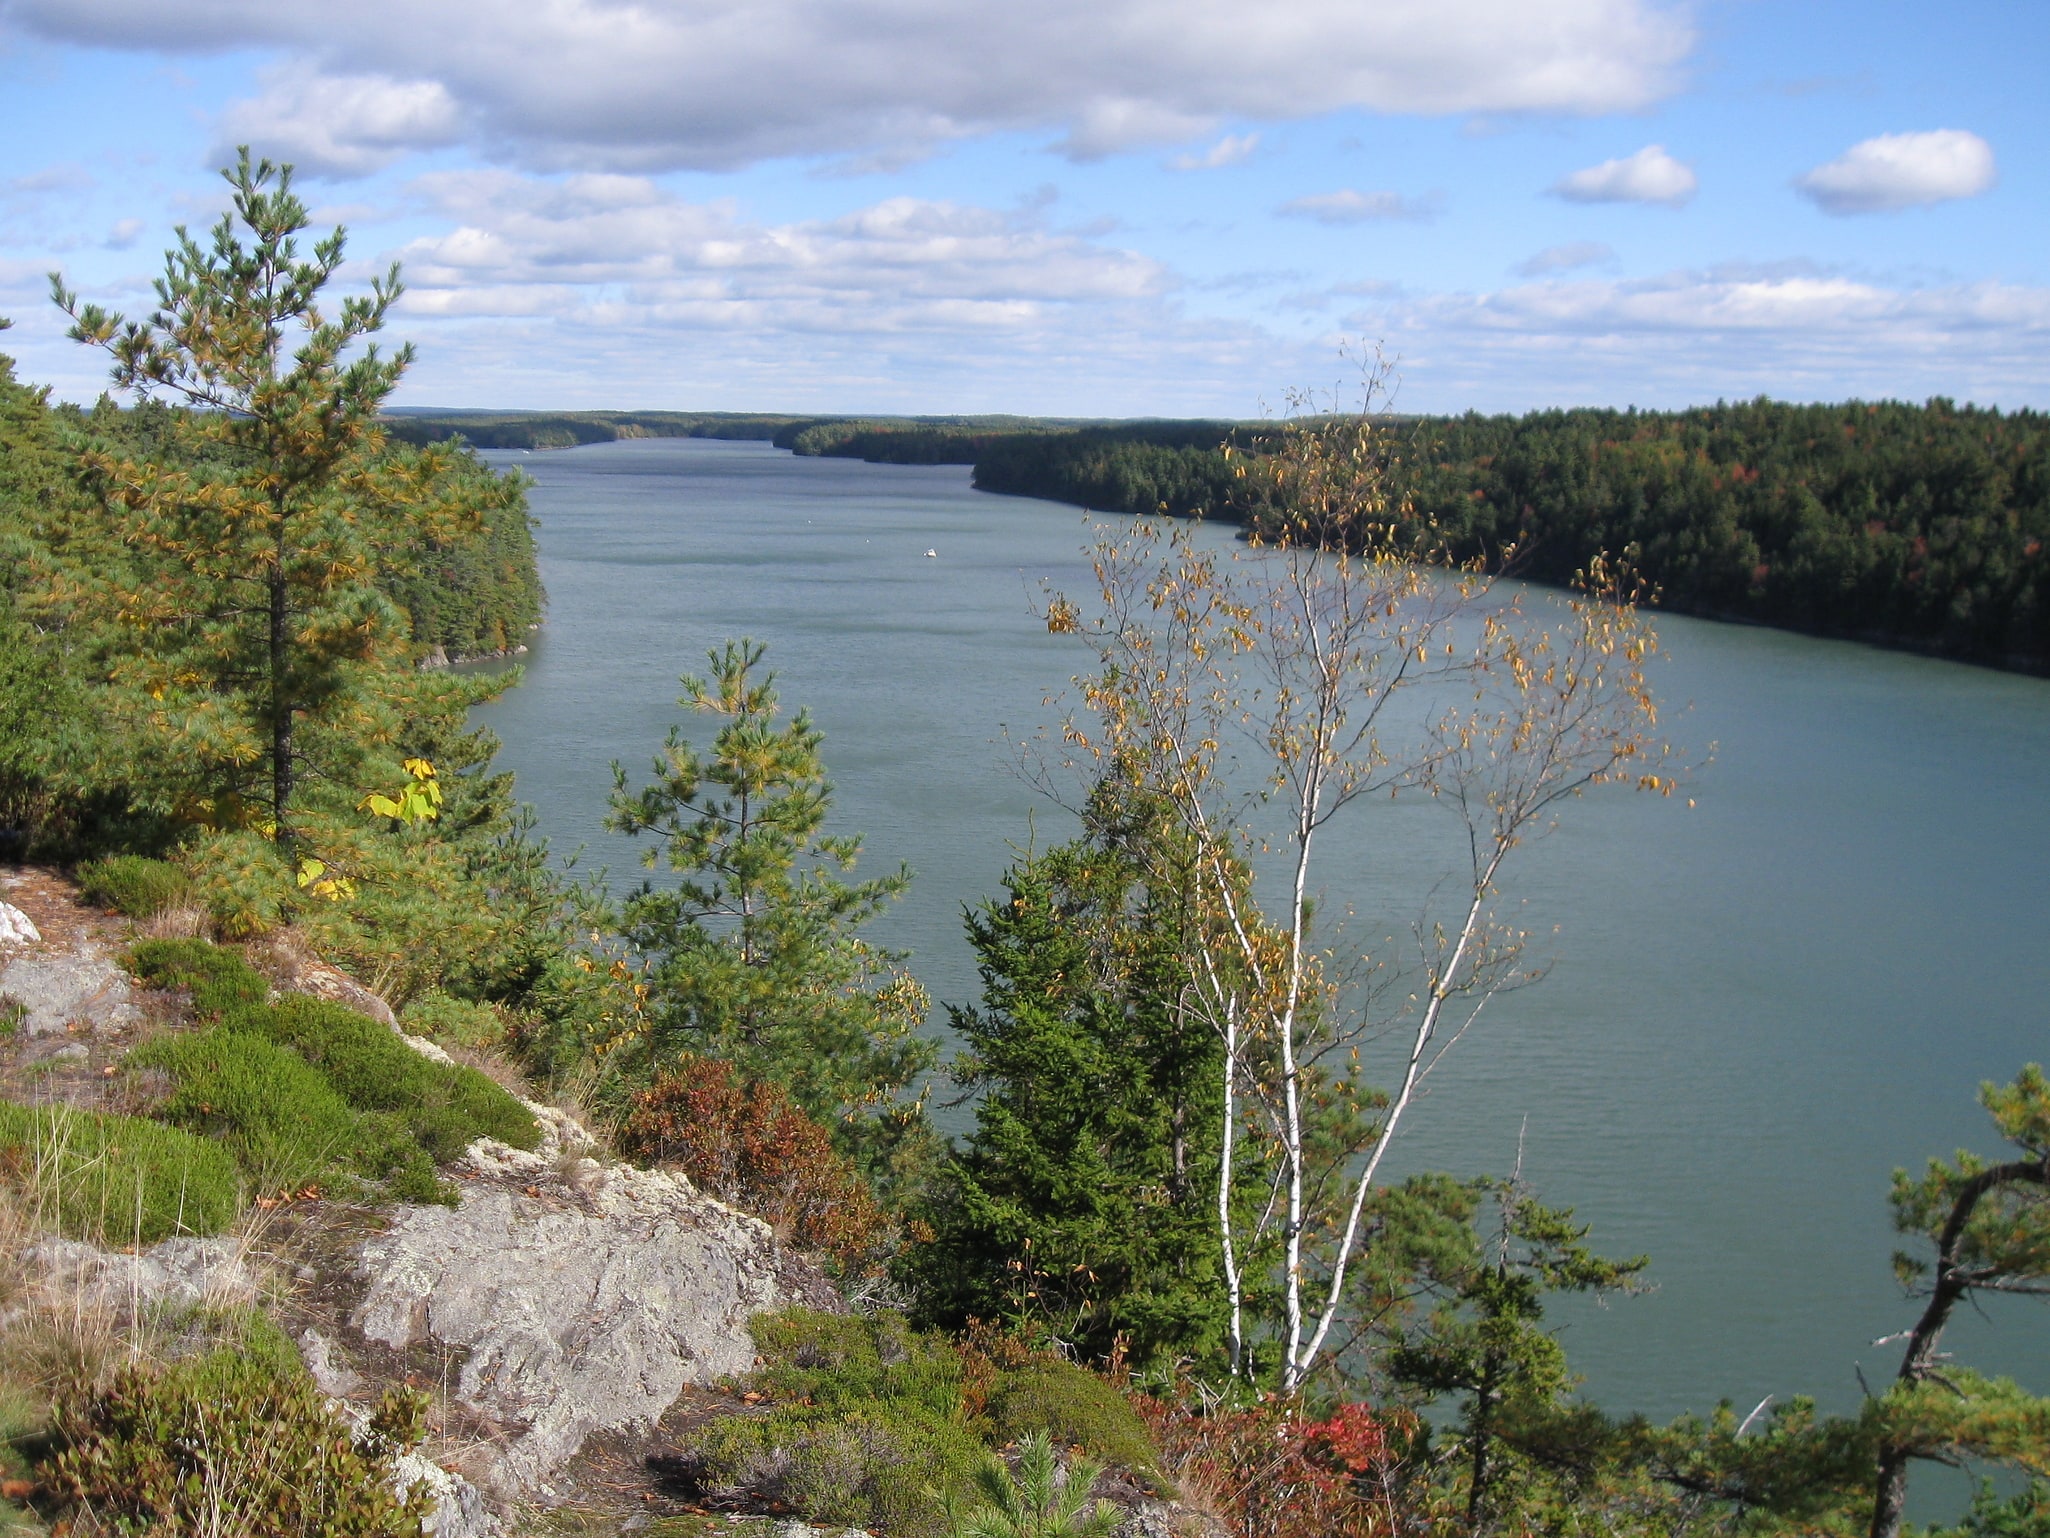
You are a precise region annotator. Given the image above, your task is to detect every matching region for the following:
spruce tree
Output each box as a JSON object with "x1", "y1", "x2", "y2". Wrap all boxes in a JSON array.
[{"x1": 911, "y1": 785, "x2": 1235, "y2": 1369}]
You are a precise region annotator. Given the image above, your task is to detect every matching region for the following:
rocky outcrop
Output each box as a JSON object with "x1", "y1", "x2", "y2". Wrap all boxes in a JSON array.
[
  {"x1": 344, "y1": 1106, "x2": 841, "y2": 1505},
  {"x1": 6, "y1": 1235, "x2": 259, "y2": 1322},
  {"x1": 0, "y1": 901, "x2": 39, "y2": 946},
  {"x1": 0, "y1": 943, "x2": 139, "y2": 1038}
]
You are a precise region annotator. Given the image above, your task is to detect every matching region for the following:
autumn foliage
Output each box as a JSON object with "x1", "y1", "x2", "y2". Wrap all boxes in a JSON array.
[
  {"x1": 1131, "y1": 1389, "x2": 1414, "y2": 1538},
  {"x1": 618, "y1": 1052, "x2": 893, "y2": 1272}
]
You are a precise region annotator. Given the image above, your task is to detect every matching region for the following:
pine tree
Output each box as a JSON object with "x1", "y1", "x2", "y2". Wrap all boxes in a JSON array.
[
  {"x1": 608, "y1": 637, "x2": 932, "y2": 1184},
  {"x1": 44, "y1": 150, "x2": 522, "y2": 850}
]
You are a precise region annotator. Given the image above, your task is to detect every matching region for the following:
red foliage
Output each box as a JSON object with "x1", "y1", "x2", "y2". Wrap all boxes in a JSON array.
[
  {"x1": 617, "y1": 1054, "x2": 893, "y2": 1272},
  {"x1": 1131, "y1": 1388, "x2": 1414, "y2": 1538}
]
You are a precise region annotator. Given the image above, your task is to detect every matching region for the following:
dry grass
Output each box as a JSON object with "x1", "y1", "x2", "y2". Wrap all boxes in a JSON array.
[{"x1": 136, "y1": 905, "x2": 211, "y2": 943}]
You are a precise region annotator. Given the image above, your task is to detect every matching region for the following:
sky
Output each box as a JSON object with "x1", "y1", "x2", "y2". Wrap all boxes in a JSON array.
[{"x1": 0, "y1": 0, "x2": 2044, "y2": 417}]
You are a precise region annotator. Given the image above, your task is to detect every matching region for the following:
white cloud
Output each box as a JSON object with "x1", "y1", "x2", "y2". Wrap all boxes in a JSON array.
[
  {"x1": 212, "y1": 66, "x2": 463, "y2": 177},
  {"x1": 1168, "y1": 134, "x2": 1260, "y2": 172},
  {"x1": 103, "y1": 217, "x2": 145, "y2": 249},
  {"x1": 6, "y1": 162, "x2": 95, "y2": 195},
  {"x1": 393, "y1": 172, "x2": 1170, "y2": 334},
  {"x1": 9, "y1": 0, "x2": 1694, "y2": 172},
  {"x1": 1551, "y1": 144, "x2": 1696, "y2": 206},
  {"x1": 1795, "y1": 130, "x2": 1995, "y2": 215},
  {"x1": 1278, "y1": 189, "x2": 1443, "y2": 224},
  {"x1": 1515, "y1": 241, "x2": 1613, "y2": 276},
  {"x1": 1329, "y1": 266, "x2": 2050, "y2": 409}
]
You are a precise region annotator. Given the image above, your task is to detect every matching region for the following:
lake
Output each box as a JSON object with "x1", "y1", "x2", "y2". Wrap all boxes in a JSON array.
[{"x1": 473, "y1": 433, "x2": 2050, "y2": 1439}]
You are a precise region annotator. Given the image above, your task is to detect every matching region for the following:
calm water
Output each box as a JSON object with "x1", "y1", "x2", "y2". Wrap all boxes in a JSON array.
[{"x1": 474, "y1": 435, "x2": 2050, "y2": 1432}]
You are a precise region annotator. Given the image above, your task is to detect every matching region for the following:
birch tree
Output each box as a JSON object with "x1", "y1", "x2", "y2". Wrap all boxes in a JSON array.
[{"x1": 1044, "y1": 390, "x2": 1675, "y2": 1391}]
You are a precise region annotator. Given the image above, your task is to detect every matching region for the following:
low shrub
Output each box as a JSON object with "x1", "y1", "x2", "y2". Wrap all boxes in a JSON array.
[
  {"x1": 131, "y1": 1029, "x2": 442, "y2": 1201},
  {"x1": 618, "y1": 1055, "x2": 893, "y2": 1272},
  {"x1": 749, "y1": 1309, "x2": 965, "y2": 1421},
  {"x1": 126, "y1": 936, "x2": 268, "y2": 1014},
  {"x1": 47, "y1": 1349, "x2": 432, "y2": 1538},
  {"x1": 984, "y1": 1361, "x2": 1159, "y2": 1478},
  {"x1": 685, "y1": 1310, "x2": 1159, "y2": 1536},
  {"x1": 76, "y1": 855, "x2": 191, "y2": 920},
  {"x1": 0, "y1": 1103, "x2": 240, "y2": 1242},
  {"x1": 400, "y1": 990, "x2": 505, "y2": 1050},
  {"x1": 689, "y1": 1401, "x2": 981, "y2": 1537}
]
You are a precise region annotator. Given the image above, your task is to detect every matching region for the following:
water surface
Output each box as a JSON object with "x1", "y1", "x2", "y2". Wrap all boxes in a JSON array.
[{"x1": 474, "y1": 435, "x2": 2050, "y2": 1434}]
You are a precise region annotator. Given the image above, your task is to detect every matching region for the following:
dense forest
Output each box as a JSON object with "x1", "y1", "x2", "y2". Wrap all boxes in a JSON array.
[{"x1": 397, "y1": 400, "x2": 2050, "y2": 671}]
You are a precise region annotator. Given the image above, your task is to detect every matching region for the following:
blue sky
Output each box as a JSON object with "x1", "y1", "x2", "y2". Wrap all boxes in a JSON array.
[{"x1": 1, "y1": 0, "x2": 2043, "y2": 416}]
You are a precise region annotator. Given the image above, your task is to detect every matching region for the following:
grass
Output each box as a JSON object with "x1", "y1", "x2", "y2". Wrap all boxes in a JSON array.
[
  {"x1": 75, "y1": 857, "x2": 190, "y2": 921},
  {"x1": 0, "y1": 1103, "x2": 241, "y2": 1243}
]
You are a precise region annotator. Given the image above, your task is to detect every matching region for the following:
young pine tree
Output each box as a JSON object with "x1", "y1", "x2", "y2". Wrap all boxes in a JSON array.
[{"x1": 608, "y1": 638, "x2": 932, "y2": 1186}]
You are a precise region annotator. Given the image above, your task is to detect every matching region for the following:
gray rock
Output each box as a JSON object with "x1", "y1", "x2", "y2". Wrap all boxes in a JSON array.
[
  {"x1": 390, "y1": 1450, "x2": 502, "y2": 1538},
  {"x1": 350, "y1": 1114, "x2": 833, "y2": 1502},
  {"x1": 299, "y1": 1327, "x2": 363, "y2": 1398},
  {"x1": 10, "y1": 1236, "x2": 259, "y2": 1321},
  {"x1": 0, "y1": 901, "x2": 40, "y2": 946},
  {"x1": 0, "y1": 943, "x2": 139, "y2": 1037}
]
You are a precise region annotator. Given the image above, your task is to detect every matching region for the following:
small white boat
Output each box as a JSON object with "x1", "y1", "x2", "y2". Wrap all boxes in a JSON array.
[{"x1": 924, "y1": 548, "x2": 938, "y2": 558}]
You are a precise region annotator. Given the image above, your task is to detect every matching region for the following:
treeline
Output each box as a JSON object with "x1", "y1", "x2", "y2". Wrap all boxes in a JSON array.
[
  {"x1": 955, "y1": 402, "x2": 2050, "y2": 671},
  {"x1": 383, "y1": 408, "x2": 808, "y2": 451}
]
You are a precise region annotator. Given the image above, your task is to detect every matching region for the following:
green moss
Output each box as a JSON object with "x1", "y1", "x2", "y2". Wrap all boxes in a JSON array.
[
  {"x1": 126, "y1": 937, "x2": 267, "y2": 1015},
  {"x1": 983, "y1": 1360, "x2": 1159, "y2": 1476},
  {"x1": 76, "y1": 855, "x2": 191, "y2": 919},
  {"x1": 0, "y1": 1102, "x2": 240, "y2": 1242}
]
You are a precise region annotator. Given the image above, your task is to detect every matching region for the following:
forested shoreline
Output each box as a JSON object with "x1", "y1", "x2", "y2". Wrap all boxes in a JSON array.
[{"x1": 391, "y1": 400, "x2": 2050, "y2": 673}]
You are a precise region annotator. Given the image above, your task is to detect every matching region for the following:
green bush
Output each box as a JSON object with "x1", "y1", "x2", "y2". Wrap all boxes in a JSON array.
[
  {"x1": 77, "y1": 855, "x2": 191, "y2": 919},
  {"x1": 983, "y1": 1360, "x2": 1159, "y2": 1477},
  {"x1": 47, "y1": 1349, "x2": 432, "y2": 1538},
  {"x1": 749, "y1": 1308, "x2": 966, "y2": 1420},
  {"x1": 225, "y1": 994, "x2": 538, "y2": 1155},
  {"x1": 400, "y1": 989, "x2": 505, "y2": 1050},
  {"x1": 132, "y1": 1028, "x2": 448, "y2": 1203},
  {"x1": 126, "y1": 936, "x2": 268, "y2": 1014},
  {"x1": 0, "y1": 1102, "x2": 240, "y2": 1242},
  {"x1": 690, "y1": 1402, "x2": 981, "y2": 1537}
]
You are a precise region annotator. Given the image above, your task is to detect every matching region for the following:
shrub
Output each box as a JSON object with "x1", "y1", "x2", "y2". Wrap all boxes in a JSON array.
[
  {"x1": 984, "y1": 1361, "x2": 1159, "y2": 1478},
  {"x1": 133, "y1": 1028, "x2": 451, "y2": 1203},
  {"x1": 690, "y1": 1402, "x2": 981, "y2": 1538},
  {"x1": 126, "y1": 936, "x2": 268, "y2": 1014},
  {"x1": 749, "y1": 1308, "x2": 965, "y2": 1421},
  {"x1": 47, "y1": 1349, "x2": 432, "y2": 1538},
  {"x1": 226, "y1": 994, "x2": 538, "y2": 1155},
  {"x1": 400, "y1": 989, "x2": 505, "y2": 1050},
  {"x1": 618, "y1": 1055, "x2": 893, "y2": 1272},
  {"x1": 76, "y1": 855, "x2": 190, "y2": 920},
  {"x1": 1131, "y1": 1388, "x2": 1411, "y2": 1538},
  {"x1": 0, "y1": 1103, "x2": 240, "y2": 1242}
]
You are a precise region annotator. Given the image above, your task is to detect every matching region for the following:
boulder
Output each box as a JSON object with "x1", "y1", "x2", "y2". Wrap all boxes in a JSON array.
[
  {"x1": 0, "y1": 943, "x2": 139, "y2": 1038},
  {"x1": 0, "y1": 901, "x2": 40, "y2": 946},
  {"x1": 348, "y1": 1108, "x2": 840, "y2": 1502}
]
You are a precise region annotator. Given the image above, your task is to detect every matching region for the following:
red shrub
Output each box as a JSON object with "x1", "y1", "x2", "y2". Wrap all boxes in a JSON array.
[
  {"x1": 1132, "y1": 1388, "x2": 1415, "y2": 1538},
  {"x1": 618, "y1": 1054, "x2": 893, "y2": 1272}
]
